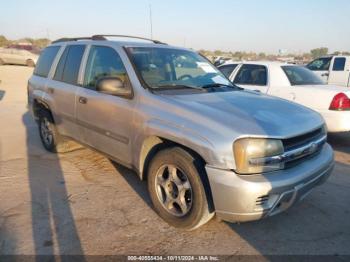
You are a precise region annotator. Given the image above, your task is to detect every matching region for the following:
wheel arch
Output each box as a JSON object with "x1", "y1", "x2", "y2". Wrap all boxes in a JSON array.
[
  {"x1": 139, "y1": 135, "x2": 208, "y2": 180},
  {"x1": 33, "y1": 98, "x2": 53, "y2": 121},
  {"x1": 139, "y1": 135, "x2": 215, "y2": 213}
]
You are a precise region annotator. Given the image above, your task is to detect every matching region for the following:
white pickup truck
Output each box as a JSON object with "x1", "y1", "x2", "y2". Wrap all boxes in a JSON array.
[{"x1": 306, "y1": 55, "x2": 350, "y2": 87}]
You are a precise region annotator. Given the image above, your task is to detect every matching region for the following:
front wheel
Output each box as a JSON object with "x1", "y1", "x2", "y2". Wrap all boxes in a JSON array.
[{"x1": 147, "y1": 147, "x2": 214, "y2": 230}]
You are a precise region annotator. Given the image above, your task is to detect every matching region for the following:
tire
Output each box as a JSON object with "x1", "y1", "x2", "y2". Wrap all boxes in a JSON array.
[
  {"x1": 147, "y1": 147, "x2": 214, "y2": 230},
  {"x1": 38, "y1": 110, "x2": 80, "y2": 153},
  {"x1": 26, "y1": 59, "x2": 35, "y2": 67}
]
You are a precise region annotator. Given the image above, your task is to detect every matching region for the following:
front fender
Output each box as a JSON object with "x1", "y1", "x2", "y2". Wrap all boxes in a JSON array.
[{"x1": 134, "y1": 118, "x2": 235, "y2": 175}]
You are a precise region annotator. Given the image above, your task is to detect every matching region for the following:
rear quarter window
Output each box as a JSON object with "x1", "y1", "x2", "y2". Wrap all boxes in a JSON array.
[{"x1": 34, "y1": 46, "x2": 60, "y2": 77}]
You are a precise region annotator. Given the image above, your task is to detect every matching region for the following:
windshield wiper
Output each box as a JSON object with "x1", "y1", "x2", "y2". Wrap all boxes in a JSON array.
[
  {"x1": 154, "y1": 84, "x2": 205, "y2": 91},
  {"x1": 202, "y1": 83, "x2": 243, "y2": 90}
]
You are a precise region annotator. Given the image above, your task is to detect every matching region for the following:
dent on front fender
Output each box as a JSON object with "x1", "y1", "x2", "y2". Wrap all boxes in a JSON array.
[{"x1": 138, "y1": 118, "x2": 235, "y2": 170}]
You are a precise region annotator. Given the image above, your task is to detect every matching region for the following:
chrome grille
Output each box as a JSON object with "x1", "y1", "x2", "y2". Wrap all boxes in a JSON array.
[{"x1": 283, "y1": 127, "x2": 325, "y2": 151}]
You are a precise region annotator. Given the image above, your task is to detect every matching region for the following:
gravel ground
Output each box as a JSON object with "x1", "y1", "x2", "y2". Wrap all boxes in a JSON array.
[{"x1": 0, "y1": 65, "x2": 349, "y2": 256}]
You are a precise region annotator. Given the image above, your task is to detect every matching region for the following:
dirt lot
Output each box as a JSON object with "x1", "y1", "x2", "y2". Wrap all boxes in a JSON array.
[{"x1": 0, "y1": 65, "x2": 349, "y2": 256}]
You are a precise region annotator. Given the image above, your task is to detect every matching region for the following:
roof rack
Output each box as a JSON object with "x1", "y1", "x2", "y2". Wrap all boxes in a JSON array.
[
  {"x1": 52, "y1": 35, "x2": 167, "y2": 45},
  {"x1": 92, "y1": 35, "x2": 167, "y2": 45}
]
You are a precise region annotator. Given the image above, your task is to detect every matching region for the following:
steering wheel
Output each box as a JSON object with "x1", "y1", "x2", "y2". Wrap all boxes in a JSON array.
[{"x1": 178, "y1": 74, "x2": 193, "y2": 81}]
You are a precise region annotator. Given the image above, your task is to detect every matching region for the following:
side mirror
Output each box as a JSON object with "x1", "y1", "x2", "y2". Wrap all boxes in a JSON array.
[{"x1": 96, "y1": 77, "x2": 131, "y2": 97}]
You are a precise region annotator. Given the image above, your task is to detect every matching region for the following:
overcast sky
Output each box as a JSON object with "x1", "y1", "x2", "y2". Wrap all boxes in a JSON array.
[{"x1": 1, "y1": 0, "x2": 349, "y2": 54}]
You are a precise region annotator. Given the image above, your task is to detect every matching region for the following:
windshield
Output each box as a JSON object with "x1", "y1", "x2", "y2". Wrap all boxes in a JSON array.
[
  {"x1": 306, "y1": 57, "x2": 331, "y2": 71},
  {"x1": 126, "y1": 47, "x2": 233, "y2": 90},
  {"x1": 281, "y1": 66, "x2": 325, "y2": 86}
]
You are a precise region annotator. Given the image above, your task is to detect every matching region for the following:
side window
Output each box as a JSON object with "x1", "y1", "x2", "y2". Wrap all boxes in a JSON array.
[
  {"x1": 84, "y1": 46, "x2": 128, "y2": 89},
  {"x1": 54, "y1": 45, "x2": 85, "y2": 85},
  {"x1": 218, "y1": 64, "x2": 238, "y2": 78},
  {"x1": 53, "y1": 47, "x2": 69, "y2": 81},
  {"x1": 234, "y1": 64, "x2": 267, "y2": 86},
  {"x1": 34, "y1": 46, "x2": 60, "y2": 77},
  {"x1": 332, "y1": 57, "x2": 346, "y2": 71},
  {"x1": 307, "y1": 57, "x2": 332, "y2": 71}
]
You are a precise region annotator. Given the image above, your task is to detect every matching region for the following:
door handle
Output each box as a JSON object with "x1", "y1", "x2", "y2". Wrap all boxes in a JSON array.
[
  {"x1": 253, "y1": 89, "x2": 261, "y2": 93},
  {"x1": 79, "y1": 96, "x2": 87, "y2": 104},
  {"x1": 321, "y1": 73, "x2": 329, "y2": 77},
  {"x1": 47, "y1": 87, "x2": 54, "y2": 94}
]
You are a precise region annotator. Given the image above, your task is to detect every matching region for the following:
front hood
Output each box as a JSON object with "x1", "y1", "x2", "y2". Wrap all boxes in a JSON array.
[{"x1": 165, "y1": 90, "x2": 324, "y2": 139}]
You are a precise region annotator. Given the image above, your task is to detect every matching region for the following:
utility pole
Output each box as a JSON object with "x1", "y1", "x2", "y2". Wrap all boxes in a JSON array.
[{"x1": 149, "y1": 3, "x2": 153, "y2": 39}]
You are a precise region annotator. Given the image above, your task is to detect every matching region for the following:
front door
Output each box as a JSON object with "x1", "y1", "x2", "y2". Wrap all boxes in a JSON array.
[
  {"x1": 76, "y1": 45, "x2": 135, "y2": 165},
  {"x1": 232, "y1": 64, "x2": 269, "y2": 93}
]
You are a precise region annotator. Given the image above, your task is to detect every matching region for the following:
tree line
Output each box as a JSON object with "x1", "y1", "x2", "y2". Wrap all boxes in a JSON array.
[
  {"x1": 1, "y1": 35, "x2": 349, "y2": 60},
  {"x1": 0, "y1": 35, "x2": 50, "y2": 49},
  {"x1": 199, "y1": 47, "x2": 350, "y2": 61}
]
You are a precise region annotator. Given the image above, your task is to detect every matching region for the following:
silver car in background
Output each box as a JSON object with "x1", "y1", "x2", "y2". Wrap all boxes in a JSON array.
[
  {"x1": 27, "y1": 35, "x2": 334, "y2": 230},
  {"x1": 0, "y1": 47, "x2": 38, "y2": 67}
]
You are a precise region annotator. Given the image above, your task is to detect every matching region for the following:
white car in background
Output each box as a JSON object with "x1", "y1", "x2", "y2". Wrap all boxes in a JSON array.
[
  {"x1": 0, "y1": 48, "x2": 38, "y2": 67},
  {"x1": 219, "y1": 61, "x2": 350, "y2": 132},
  {"x1": 306, "y1": 55, "x2": 350, "y2": 87}
]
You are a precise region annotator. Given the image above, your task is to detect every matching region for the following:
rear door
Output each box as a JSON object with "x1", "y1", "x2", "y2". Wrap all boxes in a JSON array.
[
  {"x1": 328, "y1": 57, "x2": 349, "y2": 86},
  {"x1": 232, "y1": 64, "x2": 269, "y2": 93},
  {"x1": 47, "y1": 44, "x2": 86, "y2": 140},
  {"x1": 306, "y1": 57, "x2": 332, "y2": 82},
  {"x1": 76, "y1": 45, "x2": 135, "y2": 165}
]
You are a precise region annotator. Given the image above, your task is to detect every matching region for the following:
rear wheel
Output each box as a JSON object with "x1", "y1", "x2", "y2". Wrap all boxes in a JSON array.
[
  {"x1": 38, "y1": 110, "x2": 80, "y2": 153},
  {"x1": 26, "y1": 59, "x2": 35, "y2": 67},
  {"x1": 147, "y1": 147, "x2": 214, "y2": 230}
]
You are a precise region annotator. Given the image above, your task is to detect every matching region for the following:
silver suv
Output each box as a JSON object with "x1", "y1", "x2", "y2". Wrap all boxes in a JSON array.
[{"x1": 28, "y1": 35, "x2": 334, "y2": 230}]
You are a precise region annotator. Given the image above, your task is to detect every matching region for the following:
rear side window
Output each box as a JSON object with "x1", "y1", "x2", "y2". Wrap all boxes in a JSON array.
[
  {"x1": 307, "y1": 57, "x2": 332, "y2": 71},
  {"x1": 84, "y1": 46, "x2": 128, "y2": 89},
  {"x1": 332, "y1": 57, "x2": 346, "y2": 71},
  {"x1": 218, "y1": 64, "x2": 238, "y2": 78},
  {"x1": 234, "y1": 64, "x2": 267, "y2": 86},
  {"x1": 34, "y1": 46, "x2": 60, "y2": 77},
  {"x1": 54, "y1": 45, "x2": 85, "y2": 85},
  {"x1": 282, "y1": 66, "x2": 324, "y2": 85}
]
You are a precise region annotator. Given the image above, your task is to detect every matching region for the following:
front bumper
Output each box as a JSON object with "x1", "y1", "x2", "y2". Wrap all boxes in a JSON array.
[{"x1": 206, "y1": 143, "x2": 334, "y2": 222}]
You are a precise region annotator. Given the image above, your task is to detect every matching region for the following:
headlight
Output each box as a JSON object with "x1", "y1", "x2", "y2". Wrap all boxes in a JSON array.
[{"x1": 233, "y1": 138, "x2": 284, "y2": 174}]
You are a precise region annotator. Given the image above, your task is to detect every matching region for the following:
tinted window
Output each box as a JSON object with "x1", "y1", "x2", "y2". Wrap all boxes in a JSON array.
[
  {"x1": 84, "y1": 46, "x2": 128, "y2": 89},
  {"x1": 332, "y1": 57, "x2": 346, "y2": 71},
  {"x1": 218, "y1": 64, "x2": 238, "y2": 78},
  {"x1": 234, "y1": 64, "x2": 267, "y2": 86},
  {"x1": 282, "y1": 66, "x2": 324, "y2": 85},
  {"x1": 34, "y1": 46, "x2": 60, "y2": 77},
  {"x1": 307, "y1": 57, "x2": 332, "y2": 71},
  {"x1": 54, "y1": 45, "x2": 85, "y2": 85},
  {"x1": 53, "y1": 47, "x2": 69, "y2": 81}
]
